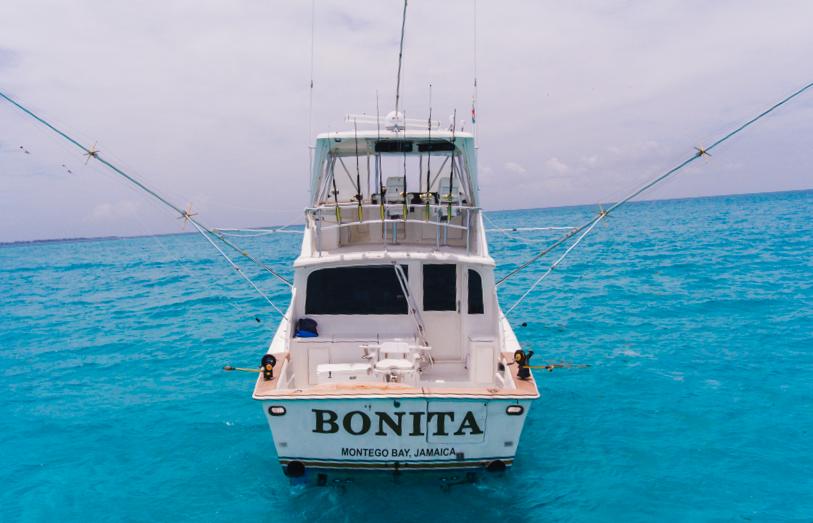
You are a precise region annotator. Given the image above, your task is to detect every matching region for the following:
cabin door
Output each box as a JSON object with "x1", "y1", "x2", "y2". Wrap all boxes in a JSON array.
[{"x1": 420, "y1": 264, "x2": 462, "y2": 361}]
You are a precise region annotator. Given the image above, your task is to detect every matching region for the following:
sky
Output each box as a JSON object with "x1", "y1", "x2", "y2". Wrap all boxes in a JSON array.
[{"x1": 1, "y1": 0, "x2": 812, "y2": 242}]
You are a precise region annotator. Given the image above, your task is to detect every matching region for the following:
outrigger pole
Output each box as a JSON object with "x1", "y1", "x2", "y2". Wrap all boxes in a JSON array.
[
  {"x1": 497, "y1": 81, "x2": 813, "y2": 303},
  {"x1": 394, "y1": 0, "x2": 408, "y2": 117},
  {"x1": 0, "y1": 89, "x2": 293, "y2": 318}
]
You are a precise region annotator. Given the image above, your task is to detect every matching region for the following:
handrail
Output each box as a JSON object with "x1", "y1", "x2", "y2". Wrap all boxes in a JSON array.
[
  {"x1": 306, "y1": 203, "x2": 480, "y2": 253},
  {"x1": 392, "y1": 263, "x2": 429, "y2": 348},
  {"x1": 306, "y1": 202, "x2": 478, "y2": 212},
  {"x1": 316, "y1": 218, "x2": 469, "y2": 232}
]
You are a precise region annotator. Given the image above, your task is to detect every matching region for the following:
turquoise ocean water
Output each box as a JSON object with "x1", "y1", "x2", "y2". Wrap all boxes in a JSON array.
[{"x1": 1, "y1": 189, "x2": 812, "y2": 521}]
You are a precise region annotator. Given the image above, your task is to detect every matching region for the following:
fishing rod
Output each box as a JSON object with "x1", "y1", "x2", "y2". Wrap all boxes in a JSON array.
[
  {"x1": 353, "y1": 118, "x2": 363, "y2": 222},
  {"x1": 330, "y1": 158, "x2": 342, "y2": 224},
  {"x1": 446, "y1": 109, "x2": 457, "y2": 223},
  {"x1": 376, "y1": 91, "x2": 386, "y2": 235},
  {"x1": 0, "y1": 91, "x2": 295, "y2": 303},
  {"x1": 424, "y1": 84, "x2": 433, "y2": 221},
  {"x1": 525, "y1": 363, "x2": 591, "y2": 371},
  {"x1": 224, "y1": 354, "x2": 277, "y2": 380},
  {"x1": 402, "y1": 130, "x2": 409, "y2": 222},
  {"x1": 496, "y1": 80, "x2": 813, "y2": 295},
  {"x1": 223, "y1": 366, "x2": 260, "y2": 373}
]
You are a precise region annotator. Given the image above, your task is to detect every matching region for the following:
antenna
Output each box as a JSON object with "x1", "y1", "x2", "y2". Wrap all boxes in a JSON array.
[
  {"x1": 307, "y1": 0, "x2": 316, "y2": 177},
  {"x1": 395, "y1": 0, "x2": 408, "y2": 116},
  {"x1": 472, "y1": 0, "x2": 478, "y2": 141}
]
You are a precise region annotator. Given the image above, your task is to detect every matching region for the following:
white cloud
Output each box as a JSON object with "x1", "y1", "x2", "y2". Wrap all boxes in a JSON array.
[
  {"x1": 89, "y1": 200, "x2": 141, "y2": 222},
  {"x1": 545, "y1": 157, "x2": 570, "y2": 174},
  {"x1": 581, "y1": 155, "x2": 599, "y2": 167},
  {"x1": 504, "y1": 161, "x2": 527, "y2": 174},
  {"x1": 1, "y1": 0, "x2": 812, "y2": 239}
]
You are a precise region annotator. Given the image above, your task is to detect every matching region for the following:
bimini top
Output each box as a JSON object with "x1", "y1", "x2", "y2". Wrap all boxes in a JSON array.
[{"x1": 309, "y1": 129, "x2": 478, "y2": 207}]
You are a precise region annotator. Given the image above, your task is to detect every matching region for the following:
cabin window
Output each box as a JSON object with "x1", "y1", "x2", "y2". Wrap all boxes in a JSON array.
[
  {"x1": 423, "y1": 264, "x2": 456, "y2": 311},
  {"x1": 468, "y1": 269, "x2": 484, "y2": 314},
  {"x1": 306, "y1": 266, "x2": 408, "y2": 315}
]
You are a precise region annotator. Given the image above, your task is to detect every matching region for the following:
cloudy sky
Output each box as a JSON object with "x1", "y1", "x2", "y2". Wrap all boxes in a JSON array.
[{"x1": 1, "y1": 0, "x2": 812, "y2": 242}]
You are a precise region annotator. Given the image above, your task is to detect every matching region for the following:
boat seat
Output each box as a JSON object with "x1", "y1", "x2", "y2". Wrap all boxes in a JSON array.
[
  {"x1": 374, "y1": 358, "x2": 415, "y2": 372},
  {"x1": 385, "y1": 176, "x2": 405, "y2": 203},
  {"x1": 379, "y1": 341, "x2": 410, "y2": 354}
]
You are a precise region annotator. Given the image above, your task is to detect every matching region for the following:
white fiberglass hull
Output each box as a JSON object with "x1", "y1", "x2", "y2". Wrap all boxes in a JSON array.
[{"x1": 262, "y1": 396, "x2": 534, "y2": 476}]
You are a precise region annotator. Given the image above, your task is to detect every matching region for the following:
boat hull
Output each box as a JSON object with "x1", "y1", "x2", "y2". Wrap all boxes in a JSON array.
[{"x1": 261, "y1": 396, "x2": 534, "y2": 476}]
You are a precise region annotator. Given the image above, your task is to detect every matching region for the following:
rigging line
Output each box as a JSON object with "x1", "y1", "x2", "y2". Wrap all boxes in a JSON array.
[
  {"x1": 504, "y1": 215, "x2": 604, "y2": 316},
  {"x1": 214, "y1": 225, "x2": 302, "y2": 232},
  {"x1": 130, "y1": 203, "x2": 274, "y2": 330},
  {"x1": 190, "y1": 221, "x2": 289, "y2": 320},
  {"x1": 487, "y1": 225, "x2": 578, "y2": 232},
  {"x1": 0, "y1": 89, "x2": 293, "y2": 288},
  {"x1": 495, "y1": 80, "x2": 813, "y2": 286},
  {"x1": 482, "y1": 212, "x2": 564, "y2": 246},
  {"x1": 394, "y1": 0, "x2": 408, "y2": 116},
  {"x1": 216, "y1": 230, "x2": 303, "y2": 237},
  {"x1": 428, "y1": 155, "x2": 450, "y2": 189},
  {"x1": 210, "y1": 230, "x2": 292, "y2": 286},
  {"x1": 336, "y1": 156, "x2": 358, "y2": 191}
]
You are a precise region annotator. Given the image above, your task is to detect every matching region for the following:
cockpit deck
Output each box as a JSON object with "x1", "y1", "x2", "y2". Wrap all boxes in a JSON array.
[{"x1": 253, "y1": 352, "x2": 539, "y2": 400}]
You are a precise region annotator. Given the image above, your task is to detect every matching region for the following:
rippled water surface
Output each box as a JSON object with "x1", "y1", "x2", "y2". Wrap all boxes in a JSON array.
[{"x1": 2, "y1": 190, "x2": 812, "y2": 522}]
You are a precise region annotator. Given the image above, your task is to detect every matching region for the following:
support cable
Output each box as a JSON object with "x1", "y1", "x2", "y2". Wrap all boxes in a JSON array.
[
  {"x1": 0, "y1": 89, "x2": 293, "y2": 294},
  {"x1": 496, "y1": 80, "x2": 813, "y2": 287},
  {"x1": 190, "y1": 221, "x2": 289, "y2": 320},
  {"x1": 504, "y1": 214, "x2": 604, "y2": 315}
]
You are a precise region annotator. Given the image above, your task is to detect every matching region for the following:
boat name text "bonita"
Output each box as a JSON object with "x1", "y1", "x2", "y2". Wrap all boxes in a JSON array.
[{"x1": 312, "y1": 409, "x2": 483, "y2": 437}]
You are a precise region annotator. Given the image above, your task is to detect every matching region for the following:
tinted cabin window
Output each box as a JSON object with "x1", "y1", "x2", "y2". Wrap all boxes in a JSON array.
[
  {"x1": 423, "y1": 264, "x2": 456, "y2": 311},
  {"x1": 306, "y1": 266, "x2": 407, "y2": 315},
  {"x1": 468, "y1": 269, "x2": 484, "y2": 314}
]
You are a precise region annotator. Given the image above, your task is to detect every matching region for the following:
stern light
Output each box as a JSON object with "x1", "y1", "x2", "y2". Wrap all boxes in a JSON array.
[
  {"x1": 268, "y1": 406, "x2": 286, "y2": 416},
  {"x1": 506, "y1": 405, "x2": 524, "y2": 416}
]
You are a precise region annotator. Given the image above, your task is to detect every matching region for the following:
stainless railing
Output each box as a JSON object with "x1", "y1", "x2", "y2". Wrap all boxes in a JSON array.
[{"x1": 306, "y1": 203, "x2": 479, "y2": 253}]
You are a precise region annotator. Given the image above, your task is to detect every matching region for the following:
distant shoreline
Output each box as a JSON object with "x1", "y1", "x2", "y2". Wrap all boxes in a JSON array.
[{"x1": 2, "y1": 187, "x2": 810, "y2": 247}]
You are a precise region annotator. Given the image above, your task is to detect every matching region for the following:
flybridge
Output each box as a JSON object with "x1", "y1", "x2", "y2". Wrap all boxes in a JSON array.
[{"x1": 305, "y1": 126, "x2": 483, "y2": 253}]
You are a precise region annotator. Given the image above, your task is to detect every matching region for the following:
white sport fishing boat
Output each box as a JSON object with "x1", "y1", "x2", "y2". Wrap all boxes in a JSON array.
[
  {"x1": 252, "y1": 112, "x2": 539, "y2": 480},
  {"x1": 3, "y1": 0, "x2": 807, "y2": 491}
]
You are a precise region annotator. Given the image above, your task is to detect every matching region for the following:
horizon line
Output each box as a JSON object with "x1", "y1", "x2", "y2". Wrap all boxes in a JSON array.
[{"x1": 1, "y1": 186, "x2": 810, "y2": 247}]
